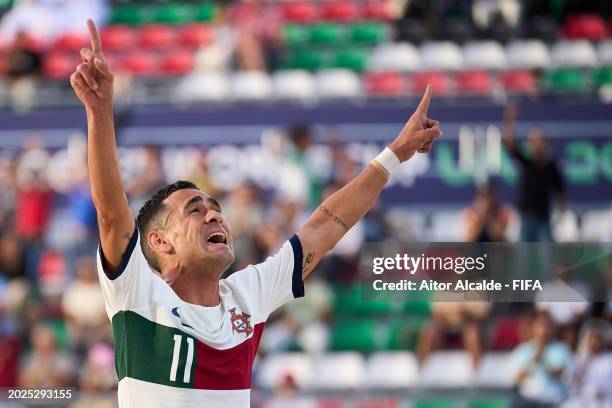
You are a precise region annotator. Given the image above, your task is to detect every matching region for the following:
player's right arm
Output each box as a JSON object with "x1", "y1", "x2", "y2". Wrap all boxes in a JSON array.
[{"x1": 71, "y1": 19, "x2": 135, "y2": 273}]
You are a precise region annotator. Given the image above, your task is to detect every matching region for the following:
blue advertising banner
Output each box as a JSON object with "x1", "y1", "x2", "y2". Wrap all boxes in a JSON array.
[{"x1": 0, "y1": 100, "x2": 610, "y2": 206}]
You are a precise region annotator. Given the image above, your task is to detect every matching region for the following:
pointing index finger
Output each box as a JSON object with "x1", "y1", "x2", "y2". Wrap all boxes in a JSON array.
[
  {"x1": 416, "y1": 84, "x2": 432, "y2": 114},
  {"x1": 87, "y1": 19, "x2": 102, "y2": 55}
]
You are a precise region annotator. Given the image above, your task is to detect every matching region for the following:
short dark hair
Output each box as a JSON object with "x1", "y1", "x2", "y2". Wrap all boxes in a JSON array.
[{"x1": 136, "y1": 180, "x2": 199, "y2": 271}]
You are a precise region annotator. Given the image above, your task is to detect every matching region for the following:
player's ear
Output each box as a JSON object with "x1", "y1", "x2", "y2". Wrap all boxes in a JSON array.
[{"x1": 148, "y1": 230, "x2": 173, "y2": 255}]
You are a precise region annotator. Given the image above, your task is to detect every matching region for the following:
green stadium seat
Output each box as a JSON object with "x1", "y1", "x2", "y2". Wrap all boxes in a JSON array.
[
  {"x1": 282, "y1": 25, "x2": 308, "y2": 48},
  {"x1": 545, "y1": 68, "x2": 587, "y2": 93},
  {"x1": 593, "y1": 67, "x2": 612, "y2": 88},
  {"x1": 308, "y1": 23, "x2": 346, "y2": 45},
  {"x1": 468, "y1": 397, "x2": 511, "y2": 408},
  {"x1": 111, "y1": 4, "x2": 154, "y2": 26},
  {"x1": 335, "y1": 48, "x2": 368, "y2": 72},
  {"x1": 281, "y1": 50, "x2": 332, "y2": 71},
  {"x1": 331, "y1": 319, "x2": 379, "y2": 351},
  {"x1": 403, "y1": 290, "x2": 431, "y2": 315},
  {"x1": 333, "y1": 285, "x2": 394, "y2": 316},
  {"x1": 153, "y1": 3, "x2": 195, "y2": 25},
  {"x1": 350, "y1": 23, "x2": 388, "y2": 45},
  {"x1": 387, "y1": 317, "x2": 428, "y2": 351},
  {"x1": 47, "y1": 320, "x2": 70, "y2": 349},
  {"x1": 195, "y1": 3, "x2": 217, "y2": 23},
  {"x1": 333, "y1": 285, "x2": 356, "y2": 313},
  {"x1": 0, "y1": 0, "x2": 13, "y2": 12},
  {"x1": 414, "y1": 398, "x2": 456, "y2": 408},
  {"x1": 403, "y1": 300, "x2": 431, "y2": 315}
]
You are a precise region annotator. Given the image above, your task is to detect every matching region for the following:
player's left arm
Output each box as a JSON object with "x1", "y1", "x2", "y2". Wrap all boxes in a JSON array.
[{"x1": 297, "y1": 86, "x2": 441, "y2": 279}]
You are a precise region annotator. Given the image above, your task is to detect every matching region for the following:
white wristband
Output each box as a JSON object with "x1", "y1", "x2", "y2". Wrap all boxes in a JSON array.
[{"x1": 371, "y1": 147, "x2": 401, "y2": 179}]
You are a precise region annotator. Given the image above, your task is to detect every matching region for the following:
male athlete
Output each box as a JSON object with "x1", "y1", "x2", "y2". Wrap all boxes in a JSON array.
[{"x1": 71, "y1": 19, "x2": 441, "y2": 408}]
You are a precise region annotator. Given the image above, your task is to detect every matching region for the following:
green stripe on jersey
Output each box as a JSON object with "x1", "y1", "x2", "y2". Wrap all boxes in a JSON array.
[{"x1": 112, "y1": 310, "x2": 197, "y2": 388}]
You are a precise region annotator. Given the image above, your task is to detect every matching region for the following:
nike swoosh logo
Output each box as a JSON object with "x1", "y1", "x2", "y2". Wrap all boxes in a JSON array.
[{"x1": 171, "y1": 307, "x2": 194, "y2": 329}]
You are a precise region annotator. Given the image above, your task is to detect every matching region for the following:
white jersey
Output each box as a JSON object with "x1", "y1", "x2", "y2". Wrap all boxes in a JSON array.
[{"x1": 96, "y1": 228, "x2": 304, "y2": 408}]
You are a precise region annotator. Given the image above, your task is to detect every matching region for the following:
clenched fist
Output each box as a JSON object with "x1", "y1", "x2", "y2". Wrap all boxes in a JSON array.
[
  {"x1": 71, "y1": 19, "x2": 114, "y2": 110},
  {"x1": 388, "y1": 85, "x2": 442, "y2": 162}
]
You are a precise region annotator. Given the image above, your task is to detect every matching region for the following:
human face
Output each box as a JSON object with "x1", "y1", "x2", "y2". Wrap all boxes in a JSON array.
[
  {"x1": 528, "y1": 130, "x2": 548, "y2": 159},
  {"x1": 533, "y1": 314, "x2": 553, "y2": 343},
  {"x1": 585, "y1": 329, "x2": 603, "y2": 354},
  {"x1": 163, "y1": 189, "x2": 234, "y2": 278}
]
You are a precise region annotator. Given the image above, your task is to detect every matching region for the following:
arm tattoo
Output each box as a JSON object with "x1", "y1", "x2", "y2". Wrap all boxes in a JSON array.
[
  {"x1": 319, "y1": 206, "x2": 349, "y2": 231},
  {"x1": 302, "y1": 251, "x2": 314, "y2": 273}
]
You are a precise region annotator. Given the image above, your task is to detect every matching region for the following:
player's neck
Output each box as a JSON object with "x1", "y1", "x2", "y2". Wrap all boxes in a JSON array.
[
  {"x1": 162, "y1": 259, "x2": 225, "y2": 307},
  {"x1": 172, "y1": 276, "x2": 221, "y2": 307}
]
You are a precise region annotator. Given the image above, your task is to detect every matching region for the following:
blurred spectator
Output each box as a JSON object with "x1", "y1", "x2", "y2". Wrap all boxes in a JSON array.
[
  {"x1": 0, "y1": 274, "x2": 20, "y2": 387},
  {"x1": 502, "y1": 104, "x2": 565, "y2": 242},
  {"x1": 563, "y1": 319, "x2": 612, "y2": 408},
  {"x1": 227, "y1": 0, "x2": 281, "y2": 71},
  {"x1": 78, "y1": 343, "x2": 116, "y2": 392},
  {"x1": 265, "y1": 373, "x2": 317, "y2": 408},
  {"x1": 61, "y1": 255, "x2": 108, "y2": 348},
  {"x1": 224, "y1": 182, "x2": 264, "y2": 237},
  {"x1": 418, "y1": 301, "x2": 491, "y2": 368},
  {"x1": 36, "y1": 249, "x2": 67, "y2": 310},
  {"x1": 536, "y1": 262, "x2": 591, "y2": 349},
  {"x1": 4, "y1": 30, "x2": 41, "y2": 111},
  {"x1": 187, "y1": 149, "x2": 220, "y2": 200},
  {"x1": 14, "y1": 136, "x2": 53, "y2": 242},
  {"x1": 65, "y1": 177, "x2": 97, "y2": 244},
  {"x1": 0, "y1": 334, "x2": 19, "y2": 387},
  {"x1": 510, "y1": 310, "x2": 573, "y2": 407},
  {"x1": 126, "y1": 146, "x2": 165, "y2": 213},
  {"x1": 290, "y1": 279, "x2": 333, "y2": 353},
  {"x1": 0, "y1": 156, "x2": 18, "y2": 226},
  {"x1": 259, "y1": 311, "x2": 298, "y2": 353},
  {"x1": 490, "y1": 309, "x2": 538, "y2": 351},
  {"x1": 19, "y1": 323, "x2": 75, "y2": 388},
  {"x1": 278, "y1": 124, "x2": 323, "y2": 209},
  {"x1": 65, "y1": 136, "x2": 97, "y2": 245},
  {"x1": 0, "y1": 226, "x2": 26, "y2": 281},
  {"x1": 463, "y1": 186, "x2": 511, "y2": 242},
  {"x1": 224, "y1": 182, "x2": 265, "y2": 270}
]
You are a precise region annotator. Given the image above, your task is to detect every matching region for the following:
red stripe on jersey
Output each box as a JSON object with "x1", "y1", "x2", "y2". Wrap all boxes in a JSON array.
[{"x1": 193, "y1": 322, "x2": 264, "y2": 390}]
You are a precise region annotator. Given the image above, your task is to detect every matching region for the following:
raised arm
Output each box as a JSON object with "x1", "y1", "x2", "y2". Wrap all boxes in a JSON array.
[
  {"x1": 70, "y1": 19, "x2": 134, "y2": 272},
  {"x1": 501, "y1": 103, "x2": 528, "y2": 163},
  {"x1": 297, "y1": 86, "x2": 441, "y2": 278}
]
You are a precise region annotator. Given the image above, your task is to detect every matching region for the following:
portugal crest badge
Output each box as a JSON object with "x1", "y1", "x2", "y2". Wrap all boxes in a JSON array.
[{"x1": 229, "y1": 307, "x2": 253, "y2": 337}]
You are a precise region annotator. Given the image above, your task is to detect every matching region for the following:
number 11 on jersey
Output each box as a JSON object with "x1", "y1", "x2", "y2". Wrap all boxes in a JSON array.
[{"x1": 170, "y1": 334, "x2": 194, "y2": 383}]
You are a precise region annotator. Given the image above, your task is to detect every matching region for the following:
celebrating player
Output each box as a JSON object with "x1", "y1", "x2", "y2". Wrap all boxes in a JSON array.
[{"x1": 71, "y1": 19, "x2": 441, "y2": 408}]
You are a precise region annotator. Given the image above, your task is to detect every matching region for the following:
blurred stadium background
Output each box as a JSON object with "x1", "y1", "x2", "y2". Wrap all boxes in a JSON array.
[{"x1": 0, "y1": 0, "x2": 611, "y2": 407}]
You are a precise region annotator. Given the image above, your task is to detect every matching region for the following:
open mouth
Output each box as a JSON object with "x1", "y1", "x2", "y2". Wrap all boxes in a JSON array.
[{"x1": 206, "y1": 232, "x2": 227, "y2": 246}]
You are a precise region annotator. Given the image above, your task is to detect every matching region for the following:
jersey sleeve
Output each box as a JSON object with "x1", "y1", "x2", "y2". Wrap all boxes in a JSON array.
[
  {"x1": 226, "y1": 234, "x2": 304, "y2": 322},
  {"x1": 96, "y1": 226, "x2": 160, "y2": 318}
]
